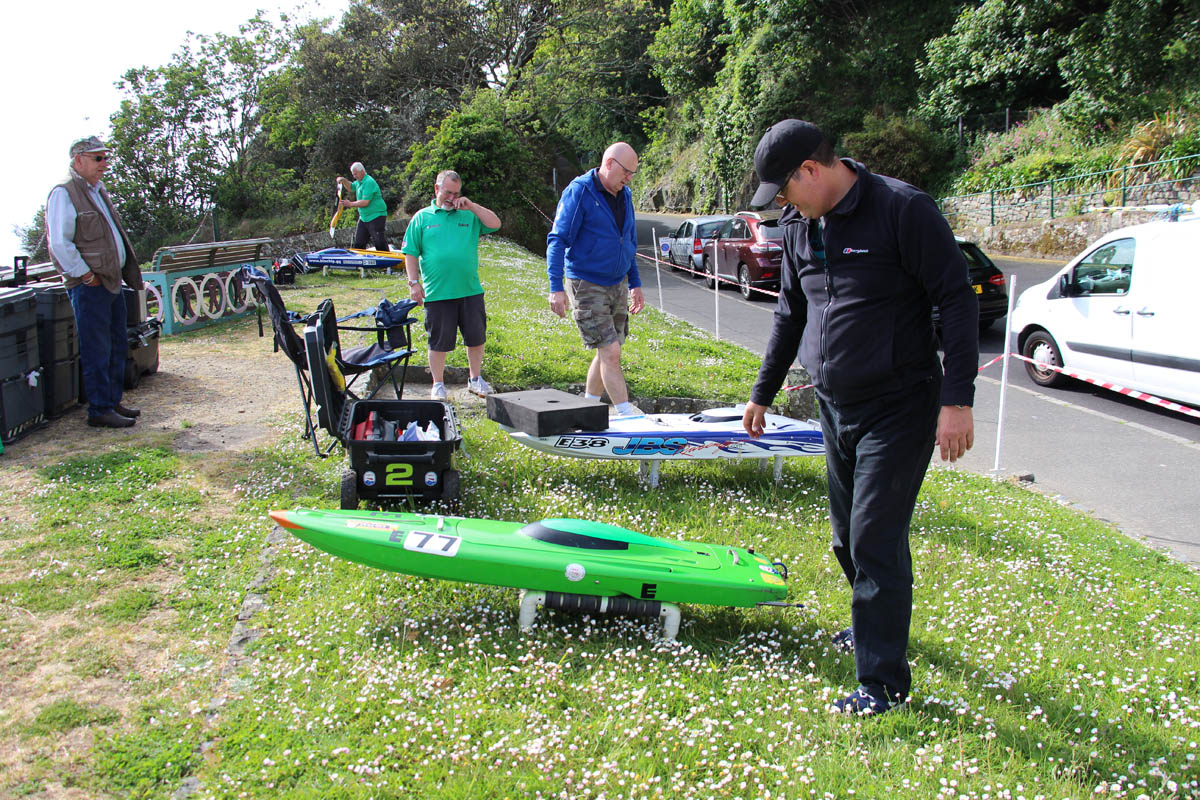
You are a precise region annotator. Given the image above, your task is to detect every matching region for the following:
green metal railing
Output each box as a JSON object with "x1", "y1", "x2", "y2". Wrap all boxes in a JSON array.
[{"x1": 939, "y1": 152, "x2": 1200, "y2": 225}]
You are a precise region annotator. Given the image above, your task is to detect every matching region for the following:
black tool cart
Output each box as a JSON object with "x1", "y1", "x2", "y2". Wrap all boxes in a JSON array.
[{"x1": 302, "y1": 300, "x2": 462, "y2": 509}]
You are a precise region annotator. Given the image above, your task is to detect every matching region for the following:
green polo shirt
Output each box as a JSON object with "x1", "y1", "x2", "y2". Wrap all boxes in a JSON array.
[
  {"x1": 352, "y1": 174, "x2": 387, "y2": 222},
  {"x1": 401, "y1": 203, "x2": 499, "y2": 302}
]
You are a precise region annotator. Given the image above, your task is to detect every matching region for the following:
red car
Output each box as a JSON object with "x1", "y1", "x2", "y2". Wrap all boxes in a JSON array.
[{"x1": 702, "y1": 210, "x2": 785, "y2": 300}]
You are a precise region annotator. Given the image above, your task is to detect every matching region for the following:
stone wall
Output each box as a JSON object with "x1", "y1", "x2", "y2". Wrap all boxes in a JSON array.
[
  {"x1": 953, "y1": 208, "x2": 1172, "y2": 259},
  {"x1": 943, "y1": 169, "x2": 1198, "y2": 257}
]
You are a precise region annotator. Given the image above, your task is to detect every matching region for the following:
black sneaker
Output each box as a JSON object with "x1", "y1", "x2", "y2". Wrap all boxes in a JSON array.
[
  {"x1": 831, "y1": 687, "x2": 893, "y2": 716},
  {"x1": 832, "y1": 627, "x2": 854, "y2": 652}
]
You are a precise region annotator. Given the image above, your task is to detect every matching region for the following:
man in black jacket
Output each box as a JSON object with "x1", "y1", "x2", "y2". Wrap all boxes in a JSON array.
[{"x1": 742, "y1": 120, "x2": 978, "y2": 715}]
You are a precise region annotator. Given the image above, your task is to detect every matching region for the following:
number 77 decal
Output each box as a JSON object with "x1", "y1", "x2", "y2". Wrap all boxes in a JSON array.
[{"x1": 397, "y1": 530, "x2": 462, "y2": 557}]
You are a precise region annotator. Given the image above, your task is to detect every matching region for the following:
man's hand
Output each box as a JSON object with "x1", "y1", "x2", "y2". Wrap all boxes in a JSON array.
[
  {"x1": 936, "y1": 405, "x2": 974, "y2": 462},
  {"x1": 409, "y1": 283, "x2": 425, "y2": 306},
  {"x1": 742, "y1": 401, "x2": 770, "y2": 438},
  {"x1": 549, "y1": 291, "x2": 568, "y2": 318},
  {"x1": 629, "y1": 286, "x2": 645, "y2": 314},
  {"x1": 81, "y1": 271, "x2": 99, "y2": 287},
  {"x1": 454, "y1": 196, "x2": 472, "y2": 211}
]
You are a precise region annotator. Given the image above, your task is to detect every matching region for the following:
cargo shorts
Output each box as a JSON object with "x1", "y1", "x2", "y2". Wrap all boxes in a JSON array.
[{"x1": 565, "y1": 278, "x2": 629, "y2": 349}]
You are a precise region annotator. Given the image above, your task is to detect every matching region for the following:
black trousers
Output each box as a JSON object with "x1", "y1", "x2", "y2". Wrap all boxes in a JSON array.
[
  {"x1": 354, "y1": 216, "x2": 388, "y2": 251},
  {"x1": 819, "y1": 376, "x2": 940, "y2": 702}
]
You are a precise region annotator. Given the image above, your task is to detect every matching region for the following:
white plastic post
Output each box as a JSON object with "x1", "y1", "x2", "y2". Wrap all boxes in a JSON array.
[
  {"x1": 712, "y1": 239, "x2": 720, "y2": 340},
  {"x1": 518, "y1": 590, "x2": 546, "y2": 632},
  {"x1": 994, "y1": 274, "x2": 1017, "y2": 473},
  {"x1": 652, "y1": 229, "x2": 664, "y2": 312},
  {"x1": 660, "y1": 604, "x2": 682, "y2": 640},
  {"x1": 773, "y1": 455, "x2": 784, "y2": 483}
]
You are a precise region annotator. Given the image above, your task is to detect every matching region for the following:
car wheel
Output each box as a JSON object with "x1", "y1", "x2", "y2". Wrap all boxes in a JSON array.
[
  {"x1": 340, "y1": 469, "x2": 358, "y2": 510},
  {"x1": 1022, "y1": 330, "x2": 1068, "y2": 388},
  {"x1": 666, "y1": 248, "x2": 678, "y2": 270},
  {"x1": 738, "y1": 264, "x2": 754, "y2": 300},
  {"x1": 703, "y1": 256, "x2": 716, "y2": 290}
]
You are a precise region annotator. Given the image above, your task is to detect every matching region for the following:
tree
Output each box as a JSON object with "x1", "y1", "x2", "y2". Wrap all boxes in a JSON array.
[
  {"x1": 918, "y1": 0, "x2": 1077, "y2": 123},
  {"x1": 505, "y1": 0, "x2": 667, "y2": 161},
  {"x1": 401, "y1": 89, "x2": 554, "y2": 253},
  {"x1": 105, "y1": 15, "x2": 291, "y2": 249}
]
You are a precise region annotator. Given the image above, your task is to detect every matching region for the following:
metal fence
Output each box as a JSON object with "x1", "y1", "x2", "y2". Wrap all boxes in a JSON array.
[{"x1": 939, "y1": 153, "x2": 1200, "y2": 228}]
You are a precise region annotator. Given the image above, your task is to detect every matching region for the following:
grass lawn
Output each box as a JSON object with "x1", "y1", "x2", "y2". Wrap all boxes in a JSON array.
[{"x1": 0, "y1": 237, "x2": 1196, "y2": 799}]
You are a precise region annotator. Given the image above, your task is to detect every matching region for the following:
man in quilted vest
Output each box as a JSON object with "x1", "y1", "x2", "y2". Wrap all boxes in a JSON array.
[{"x1": 46, "y1": 136, "x2": 145, "y2": 428}]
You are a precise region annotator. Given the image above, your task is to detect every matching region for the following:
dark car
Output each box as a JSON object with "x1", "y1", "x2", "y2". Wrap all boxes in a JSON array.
[
  {"x1": 661, "y1": 214, "x2": 734, "y2": 274},
  {"x1": 937, "y1": 238, "x2": 1008, "y2": 331},
  {"x1": 702, "y1": 210, "x2": 785, "y2": 300}
]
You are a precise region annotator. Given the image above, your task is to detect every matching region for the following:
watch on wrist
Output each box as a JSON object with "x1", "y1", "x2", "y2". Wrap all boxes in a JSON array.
[{"x1": 407, "y1": 278, "x2": 419, "y2": 286}]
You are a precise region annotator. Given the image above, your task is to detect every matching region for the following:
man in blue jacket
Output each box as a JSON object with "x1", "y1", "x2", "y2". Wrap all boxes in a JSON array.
[
  {"x1": 547, "y1": 142, "x2": 645, "y2": 418},
  {"x1": 743, "y1": 120, "x2": 979, "y2": 716}
]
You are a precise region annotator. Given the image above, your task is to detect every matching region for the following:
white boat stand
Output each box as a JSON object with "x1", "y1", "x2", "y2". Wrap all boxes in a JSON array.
[
  {"x1": 518, "y1": 589, "x2": 682, "y2": 640},
  {"x1": 638, "y1": 455, "x2": 785, "y2": 489}
]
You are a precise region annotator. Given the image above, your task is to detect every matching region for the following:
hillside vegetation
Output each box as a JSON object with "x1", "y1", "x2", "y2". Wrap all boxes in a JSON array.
[{"x1": 18, "y1": 0, "x2": 1200, "y2": 257}]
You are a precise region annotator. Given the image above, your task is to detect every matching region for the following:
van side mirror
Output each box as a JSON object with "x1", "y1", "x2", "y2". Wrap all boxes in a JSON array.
[{"x1": 1057, "y1": 273, "x2": 1074, "y2": 297}]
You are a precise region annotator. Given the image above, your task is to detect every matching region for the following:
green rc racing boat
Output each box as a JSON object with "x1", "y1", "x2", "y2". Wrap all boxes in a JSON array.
[{"x1": 269, "y1": 509, "x2": 789, "y2": 639}]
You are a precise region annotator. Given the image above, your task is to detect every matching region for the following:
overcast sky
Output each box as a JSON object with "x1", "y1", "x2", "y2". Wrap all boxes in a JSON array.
[{"x1": 0, "y1": 0, "x2": 347, "y2": 265}]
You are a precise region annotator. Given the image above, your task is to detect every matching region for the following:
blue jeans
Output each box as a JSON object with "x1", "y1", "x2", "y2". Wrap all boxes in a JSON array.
[
  {"x1": 68, "y1": 284, "x2": 127, "y2": 418},
  {"x1": 819, "y1": 376, "x2": 940, "y2": 702}
]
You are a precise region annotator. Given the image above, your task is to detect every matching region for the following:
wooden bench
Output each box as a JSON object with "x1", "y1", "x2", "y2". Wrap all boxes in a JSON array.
[
  {"x1": 143, "y1": 238, "x2": 275, "y2": 335},
  {"x1": 149, "y1": 238, "x2": 272, "y2": 273}
]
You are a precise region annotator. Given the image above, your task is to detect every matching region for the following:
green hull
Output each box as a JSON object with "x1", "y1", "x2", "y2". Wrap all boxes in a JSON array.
[{"x1": 270, "y1": 509, "x2": 787, "y2": 607}]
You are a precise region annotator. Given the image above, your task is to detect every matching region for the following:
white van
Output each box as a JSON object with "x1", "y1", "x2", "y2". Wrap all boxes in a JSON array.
[{"x1": 1009, "y1": 210, "x2": 1200, "y2": 408}]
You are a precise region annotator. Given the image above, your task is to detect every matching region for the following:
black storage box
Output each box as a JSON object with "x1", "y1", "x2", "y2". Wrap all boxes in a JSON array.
[
  {"x1": 339, "y1": 399, "x2": 462, "y2": 508},
  {"x1": 486, "y1": 388, "x2": 608, "y2": 436},
  {"x1": 29, "y1": 282, "x2": 79, "y2": 418},
  {"x1": 43, "y1": 358, "x2": 80, "y2": 418},
  {"x1": 124, "y1": 320, "x2": 161, "y2": 390},
  {"x1": 1, "y1": 370, "x2": 46, "y2": 444},
  {"x1": 0, "y1": 288, "x2": 39, "y2": 380},
  {"x1": 303, "y1": 320, "x2": 460, "y2": 508},
  {"x1": 123, "y1": 287, "x2": 160, "y2": 389},
  {"x1": 30, "y1": 282, "x2": 77, "y2": 360}
]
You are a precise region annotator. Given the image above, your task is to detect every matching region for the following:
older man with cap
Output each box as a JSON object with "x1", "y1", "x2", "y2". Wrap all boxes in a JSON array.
[
  {"x1": 546, "y1": 141, "x2": 646, "y2": 418},
  {"x1": 46, "y1": 136, "x2": 144, "y2": 429},
  {"x1": 741, "y1": 119, "x2": 979, "y2": 715}
]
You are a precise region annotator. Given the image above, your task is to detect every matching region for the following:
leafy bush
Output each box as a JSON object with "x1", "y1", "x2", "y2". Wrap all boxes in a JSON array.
[
  {"x1": 841, "y1": 113, "x2": 957, "y2": 193},
  {"x1": 400, "y1": 90, "x2": 556, "y2": 254}
]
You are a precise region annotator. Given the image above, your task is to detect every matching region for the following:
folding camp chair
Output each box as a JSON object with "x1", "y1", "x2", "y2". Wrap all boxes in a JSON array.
[
  {"x1": 306, "y1": 297, "x2": 418, "y2": 405},
  {"x1": 238, "y1": 265, "x2": 334, "y2": 455}
]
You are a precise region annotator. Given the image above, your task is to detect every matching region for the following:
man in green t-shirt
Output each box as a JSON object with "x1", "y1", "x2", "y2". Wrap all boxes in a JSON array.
[
  {"x1": 401, "y1": 170, "x2": 501, "y2": 399},
  {"x1": 337, "y1": 162, "x2": 390, "y2": 251}
]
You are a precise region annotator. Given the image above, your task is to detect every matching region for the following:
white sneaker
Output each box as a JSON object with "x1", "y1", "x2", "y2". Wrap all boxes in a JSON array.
[
  {"x1": 430, "y1": 382, "x2": 447, "y2": 401},
  {"x1": 611, "y1": 404, "x2": 645, "y2": 419},
  {"x1": 467, "y1": 376, "x2": 493, "y2": 396}
]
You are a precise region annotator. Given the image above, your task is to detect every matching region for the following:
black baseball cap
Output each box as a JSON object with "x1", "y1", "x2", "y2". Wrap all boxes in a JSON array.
[{"x1": 751, "y1": 119, "x2": 826, "y2": 208}]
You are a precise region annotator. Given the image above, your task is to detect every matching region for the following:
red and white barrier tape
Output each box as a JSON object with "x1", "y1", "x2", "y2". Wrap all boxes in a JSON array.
[
  {"x1": 639, "y1": 248, "x2": 1197, "y2": 419},
  {"x1": 1007, "y1": 352, "x2": 1200, "y2": 419},
  {"x1": 636, "y1": 250, "x2": 781, "y2": 299},
  {"x1": 785, "y1": 352, "x2": 1198, "y2": 419}
]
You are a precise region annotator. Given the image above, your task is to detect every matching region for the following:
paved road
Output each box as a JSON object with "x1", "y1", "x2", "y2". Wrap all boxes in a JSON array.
[{"x1": 636, "y1": 213, "x2": 1200, "y2": 566}]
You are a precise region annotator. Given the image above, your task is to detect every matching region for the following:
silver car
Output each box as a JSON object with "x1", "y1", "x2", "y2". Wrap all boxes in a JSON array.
[{"x1": 659, "y1": 215, "x2": 734, "y2": 274}]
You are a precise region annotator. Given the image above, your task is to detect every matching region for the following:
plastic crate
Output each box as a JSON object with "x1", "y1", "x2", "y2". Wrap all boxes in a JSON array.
[
  {"x1": 338, "y1": 399, "x2": 462, "y2": 509},
  {"x1": 0, "y1": 288, "x2": 38, "y2": 380},
  {"x1": 42, "y1": 357, "x2": 80, "y2": 418},
  {"x1": 1, "y1": 370, "x2": 46, "y2": 444}
]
